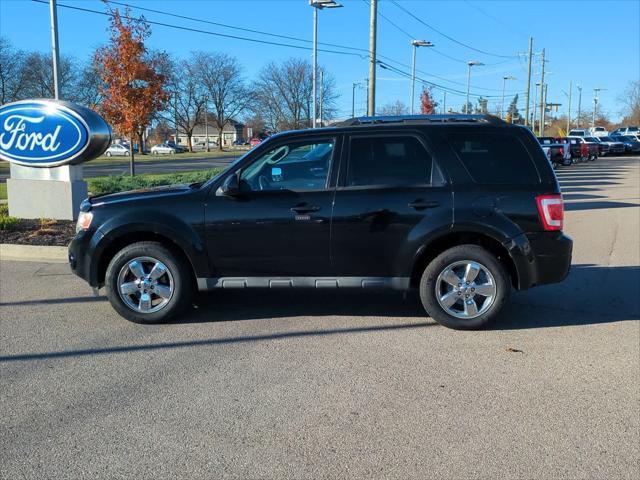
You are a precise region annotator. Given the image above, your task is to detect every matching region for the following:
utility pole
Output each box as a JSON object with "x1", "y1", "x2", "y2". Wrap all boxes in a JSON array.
[
  {"x1": 524, "y1": 37, "x2": 533, "y2": 127},
  {"x1": 538, "y1": 48, "x2": 546, "y2": 136},
  {"x1": 367, "y1": 0, "x2": 377, "y2": 116},
  {"x1": 576, "y1": 85, "x2": 582, "y2": 128},
  {"x1": 351, "y1": 82, "x2": 359, "y2": 118},
  {"x1": 312, "y1": 5, "x2": 318, "y2": 127},
  {"x1": 49, "y1": 0, "x2": 61, "y2": 99},
  {"x1": 540, "y1": 83, "x2": 548, "y2": 136},
  {"x1": 203, "y1": 96, "x2": 210, "y2": 152},
  {"x1": 566, "y1": 81, "x2": 572, "y2": 133},
  {"x1": 533, "y1": 82, "x2": 540, "y2": 132},
  {"x1": 365, "y1": 77, "x2": 369, "y2": 115},
  {"x1": 319, "y1": 69, "x2": 324, "y2": 126}
]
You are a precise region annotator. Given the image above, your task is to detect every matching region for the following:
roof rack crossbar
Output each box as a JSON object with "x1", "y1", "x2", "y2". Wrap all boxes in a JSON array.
[{"x1": 334, "y1": 114, "x2": 505, "y2": 127}]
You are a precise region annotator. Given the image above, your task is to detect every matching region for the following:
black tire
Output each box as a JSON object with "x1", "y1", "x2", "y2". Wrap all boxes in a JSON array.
[
  {"x1": 106, "y1": 152, "x2": 112, "y2": 157},
  {"x1": 419, "y1": 245, "x2": 511, "y2": 330},
  {"x1": 105, "y1": 241, "x2": 193, "y2": 324}
]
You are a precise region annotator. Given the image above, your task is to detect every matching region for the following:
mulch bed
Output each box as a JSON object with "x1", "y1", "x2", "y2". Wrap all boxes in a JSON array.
[{"x1": 0, "y1": 219, "x2": 75, "y2": 246}]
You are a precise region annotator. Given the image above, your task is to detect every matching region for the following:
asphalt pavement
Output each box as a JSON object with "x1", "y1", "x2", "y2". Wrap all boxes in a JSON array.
[{"x1": 1, "y1": 156, "x2": 638, "y2": 479}]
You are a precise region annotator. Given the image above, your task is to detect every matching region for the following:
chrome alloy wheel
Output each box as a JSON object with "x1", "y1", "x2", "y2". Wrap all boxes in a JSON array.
[
  {"x1": 435, "y1": 260, "x2": 497, "y2": 319},
  {"x1": 116, "y1": 256, "x2": 174, "y2": 313}
]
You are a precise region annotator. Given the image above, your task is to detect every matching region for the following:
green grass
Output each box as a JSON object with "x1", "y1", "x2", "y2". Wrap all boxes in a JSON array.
[
  {"x1": 0, "y1": 168, "x2": 224, "y2": 202},
  {"x1": 86, "y1": 168, "x2": 224, "y2": 196}
]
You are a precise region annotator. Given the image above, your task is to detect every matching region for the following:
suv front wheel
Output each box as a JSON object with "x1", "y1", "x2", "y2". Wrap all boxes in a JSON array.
[
  {"x1": 105, "y1": 241, "x2": 193, "y2": 324},
  {"x1": 419, "y1": 245, "x2": 510, "y2": 330}
]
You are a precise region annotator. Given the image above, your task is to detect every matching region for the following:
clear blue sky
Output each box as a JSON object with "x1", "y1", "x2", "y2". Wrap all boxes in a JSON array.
[{"x1": 2, "y1": 0, "x2": 638, "y2": 121}]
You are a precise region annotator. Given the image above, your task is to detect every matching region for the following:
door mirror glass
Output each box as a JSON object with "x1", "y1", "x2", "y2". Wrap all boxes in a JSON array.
[{"x1": 216, "y1": 173, "x2": 240, "y2": 197}]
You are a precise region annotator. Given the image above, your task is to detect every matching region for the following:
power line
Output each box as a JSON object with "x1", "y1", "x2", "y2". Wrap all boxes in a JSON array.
[
  {"x1": 31, "y1": 0, "x2": 365, "y2": 58},
  {"x1": 107, "y1": 0, "x2": 372, "y2": 56},
  {"x1": 389, "y1": 0, "x2": 518, "y2": 59}
]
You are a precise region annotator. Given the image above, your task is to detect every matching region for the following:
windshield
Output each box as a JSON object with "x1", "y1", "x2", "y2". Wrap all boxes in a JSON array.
[
  {"x1": 585, "y1": 137, "x2": 599, "y2": 142},
  {"x1": 620, "y1": 136, "x2": 635, "y2": 142},
  {"x1": 600, "y1": 137, "x2": 612, "y2": 142}
]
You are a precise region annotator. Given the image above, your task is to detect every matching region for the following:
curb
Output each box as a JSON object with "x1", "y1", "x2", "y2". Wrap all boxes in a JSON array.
[{"x1": 0, "y1": 244, "x2": 68, "y2": 263}]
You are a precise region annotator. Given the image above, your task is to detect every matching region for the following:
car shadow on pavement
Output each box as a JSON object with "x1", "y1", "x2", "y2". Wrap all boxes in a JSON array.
[
  {"x1": 0, "y1": 295, "x2": 108, "y2": 307},
  {"x1": 492, "y1": 264, "x2": 639, "y2": 330}
]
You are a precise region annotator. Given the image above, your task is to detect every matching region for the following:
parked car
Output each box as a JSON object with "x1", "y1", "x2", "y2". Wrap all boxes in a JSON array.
[
  {"x1": 610, "y1": 126, "x2": 639, "y2": 137},
  {"x1": 567, "y1": 129, "x2": 587, "y2": 137},
  {"x1": 163, "y1": 141, "x2": 187, "y2": 153},
  {"x1": 584, "y1": 136, "x2": 609, "y2": 156},
  {"x1": 614, "y1": 135, "x2": 640, "y2": 154},
  {"x1": 150, "y1": 144, "x2": 177, "y2": 155},
  {"x1": 249, "y1": 138, "x2": 262, "y2": 147},
  {"x1": 565, "y1": 136, "x2": 596, "y2": 162},
  {"x1": 193, "y1": 140, "x2": 218, "y2": 151},
  {"x1": 69, "y1": 114, "x2": 572, "y2": 330},
  {"x1": 595, "y1": 136, "x2": 625, "y2": 155},
  {"x1": 587, "y1": 126, "x2": 608, "y2": 138},
  {"x1": 104, "y1": 144, "x2": 130, "y2": 157},
  {"x1": 232, "y1": 139, "x2": 246, "y2": 146},
  {"x1": 537, "y1": 137, "x2": 572, "y2": 167}
]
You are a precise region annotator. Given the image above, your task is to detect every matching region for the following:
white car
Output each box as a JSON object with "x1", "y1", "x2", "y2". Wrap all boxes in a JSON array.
[
  {"x1": 104, "y1": 144, "x2": 130, "y2": 157},
  {"x1": 150, "y1": 144, "x2": 177, "y2": 155}
]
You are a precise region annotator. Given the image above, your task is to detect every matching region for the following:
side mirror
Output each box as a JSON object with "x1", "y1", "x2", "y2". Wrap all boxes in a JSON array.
[{"x1": 216, "y1": 173, "x2": 240, "y2": 197}]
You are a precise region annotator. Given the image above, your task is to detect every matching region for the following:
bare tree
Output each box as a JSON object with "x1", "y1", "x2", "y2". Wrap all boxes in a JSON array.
[
  {"x1": 165, "y1": 55, "x2": 207, "y2": 152},
  {"x1": 619, "y1": 80, "x2": 640, "y2": 125},
  {"x1": 21, "y1": 51, "x2": 79, "y2": 100},
  {"x1": 0, "y1": 37, "x2": 28, "y2": 105},
  {"x1": 192, "y1": 52, "x2": 249, "y2": 150},
  {"x1": 252, "y1": 58, "x2": 337, "y2": 131},
  {"x1": 379, "y1": 100, "x2": 408, "y2": 116}
]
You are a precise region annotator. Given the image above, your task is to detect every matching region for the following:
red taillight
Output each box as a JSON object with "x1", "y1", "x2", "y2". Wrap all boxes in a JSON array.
[
  {"x1": 536, "y1": 194, "x2": 564, "y2": 231},
  {"x1": 559, "y1": 147, "x2": 564, "y2": 155}
]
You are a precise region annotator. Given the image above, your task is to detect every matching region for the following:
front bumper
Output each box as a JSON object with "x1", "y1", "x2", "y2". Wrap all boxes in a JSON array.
[{"x1": 68, "y1": 228, "x2": 104, "y2": 287}]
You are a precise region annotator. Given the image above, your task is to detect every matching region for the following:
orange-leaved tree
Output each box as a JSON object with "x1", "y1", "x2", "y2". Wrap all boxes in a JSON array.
[
  {"x1": 94, "y1": 7, "x2": 168, "y2": 175},
  {"x1": 420, "y1": 87, "x2": 438, "y2": 114}
]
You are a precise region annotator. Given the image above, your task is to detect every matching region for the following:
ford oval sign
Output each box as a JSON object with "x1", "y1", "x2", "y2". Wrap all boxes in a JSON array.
[{"x1": 0, "y1": 99, "x2": 111, "y2": 168}]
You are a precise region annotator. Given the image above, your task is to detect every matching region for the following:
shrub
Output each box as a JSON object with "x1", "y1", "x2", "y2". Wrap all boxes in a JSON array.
[
  {"x1": 88, "y1": 168, "x2": 223, "y2": 196},
  {"x1": 0, "y1": 203, "x2": 8, "y2": 216},
  {"x1": 0, "y1": 214, "x2": 20, "y2": 231}
]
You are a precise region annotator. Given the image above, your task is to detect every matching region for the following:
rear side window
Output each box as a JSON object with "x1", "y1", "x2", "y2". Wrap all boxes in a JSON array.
[
  {"x1": 346, "y1": 135, "x2": 433, "y2": 187},
  {"x1": 446, "y1": 132, "x2": 540, "y2": 185}
]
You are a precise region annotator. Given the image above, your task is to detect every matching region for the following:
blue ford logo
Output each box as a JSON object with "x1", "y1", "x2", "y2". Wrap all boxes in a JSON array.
[{"x1": 0, "y1": 100, "x2": 111, "y2": 168}]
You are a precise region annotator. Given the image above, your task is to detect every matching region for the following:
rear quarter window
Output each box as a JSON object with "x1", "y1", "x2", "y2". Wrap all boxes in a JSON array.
[{"x1": 446, "y1": 132, "x2": 540, "y2": 185}]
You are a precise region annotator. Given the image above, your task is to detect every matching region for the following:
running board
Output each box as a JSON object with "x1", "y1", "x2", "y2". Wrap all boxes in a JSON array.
[{"x1": 197, "y1": 276, "x2": 410, "y2": 291}]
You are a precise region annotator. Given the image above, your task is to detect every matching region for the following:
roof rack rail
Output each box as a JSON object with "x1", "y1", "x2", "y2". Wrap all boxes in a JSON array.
[{"x1": 333, "y1": 114, "x2": 505, "y2": 127}]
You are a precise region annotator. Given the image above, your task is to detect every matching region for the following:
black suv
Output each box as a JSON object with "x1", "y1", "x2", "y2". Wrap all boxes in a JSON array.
[{"x1": 69, "y1": 115, "x2": 572, "y2": 329}]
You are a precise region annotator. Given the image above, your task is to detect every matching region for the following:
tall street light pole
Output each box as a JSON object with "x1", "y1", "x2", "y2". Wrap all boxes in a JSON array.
[
  {"x1": 532, "y1": 82, "x2": 540, "y2": 129},
  {"x1": 501, "y1": 76, "x2": 516, "y2": 120},
  {"x1": 566, "y1": 81, "x2": 572, "y2": 133},
  {"x1": 592, "y1": 87, "x2": 605, "y2": 127},
  {"x1": 524, "y1": 37, "x2": 533, "y2": 127},
  {"x1": 538, "y1": 48, "x2": 546, "y2": 136},
  {"x1": 410, "y1": 40, "x2": 434, "y2": 114},
  {"x1": 466, "y1": 61, "x2": 484, "y2": 114},
  {"x1": 49, "y1": 0, "x2": 61, "y2": 99},
  {"x1": 576, "y1": 85, "x2": 582, "y2": 128},
  {"x1": 310, "y1": 1, "x2": 342, "y2": 128}
]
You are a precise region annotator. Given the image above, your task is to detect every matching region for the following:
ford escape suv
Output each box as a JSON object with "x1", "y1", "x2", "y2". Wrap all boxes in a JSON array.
[{"x1": 69, "y1": 115, "x2": 572, "y2": 329}]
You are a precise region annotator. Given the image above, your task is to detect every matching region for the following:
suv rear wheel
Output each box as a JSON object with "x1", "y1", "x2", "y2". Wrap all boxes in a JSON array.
[
  {"x1": 105, "y1": 241, "x2": 193, "y2": 324},
  {"x1": 419, "y1": 245, "x2": 510, "y2": 330}
]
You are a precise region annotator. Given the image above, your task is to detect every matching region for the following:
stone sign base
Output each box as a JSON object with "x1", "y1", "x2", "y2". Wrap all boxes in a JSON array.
[{"x1": 7, "y1": 164, "x2": 87, "y2": 221}]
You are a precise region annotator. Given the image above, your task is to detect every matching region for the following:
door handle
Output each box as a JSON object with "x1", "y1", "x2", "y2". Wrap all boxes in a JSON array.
[
  {"x1": 408, "y1": 199, "x2": 439, "y2": 210},
  {"x1": 291, "y1": 204, "x2": 321, "y2": 214}
]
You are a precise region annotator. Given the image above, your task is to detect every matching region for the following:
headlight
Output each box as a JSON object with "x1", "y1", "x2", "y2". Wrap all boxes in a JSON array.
[{"x1": 76, "y1": 211, "x2": 93, "y2": 233}]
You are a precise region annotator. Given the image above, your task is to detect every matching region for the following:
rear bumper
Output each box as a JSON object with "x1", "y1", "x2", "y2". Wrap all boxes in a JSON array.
[{"x1": 505, "y1": 231, "x2": 573, "y2": 290}]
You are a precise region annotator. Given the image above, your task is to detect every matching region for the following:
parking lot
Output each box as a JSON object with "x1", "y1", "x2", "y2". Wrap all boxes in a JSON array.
[{"x1": 1, "y1": 156, "x2": 638, "y2": 478}]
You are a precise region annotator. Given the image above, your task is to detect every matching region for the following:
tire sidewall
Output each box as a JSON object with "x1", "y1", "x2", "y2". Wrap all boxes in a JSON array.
[
  {"x1": 419, "y1": 245, "x2": 510, "y2": 330},
  {"x1": 105, "y1": 242, "x2": 192, "y2": 324}
]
